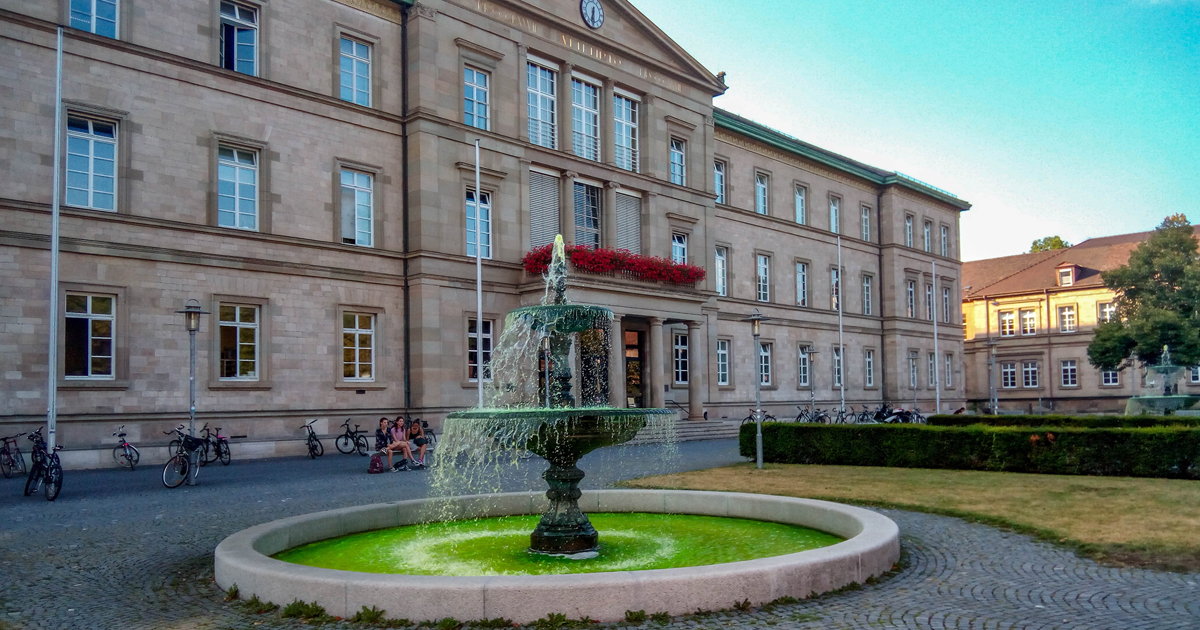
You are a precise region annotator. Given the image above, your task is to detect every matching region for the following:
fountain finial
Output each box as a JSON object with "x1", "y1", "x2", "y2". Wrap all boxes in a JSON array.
[{"x1": 548, "y1": 234, "x2": 569, "y2": 306}]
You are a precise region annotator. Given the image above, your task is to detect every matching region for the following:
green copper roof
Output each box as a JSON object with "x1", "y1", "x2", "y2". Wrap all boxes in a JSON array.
[{"x1": 713, "y1": 108, "x2": 971, "y2": 210}]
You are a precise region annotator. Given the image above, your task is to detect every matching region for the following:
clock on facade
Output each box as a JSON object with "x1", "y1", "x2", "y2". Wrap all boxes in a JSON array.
[{"x1": 580, "y1": 0, "x2": 604, "y2": 29}]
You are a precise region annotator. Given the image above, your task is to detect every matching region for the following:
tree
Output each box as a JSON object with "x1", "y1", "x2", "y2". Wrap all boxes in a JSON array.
[
  {"x1": 1029, "y1": 236, "x2": 1071, "y2": 253},
  {"x1": 1087, "y1": 215, "x2": 1200, "y2": 370}
]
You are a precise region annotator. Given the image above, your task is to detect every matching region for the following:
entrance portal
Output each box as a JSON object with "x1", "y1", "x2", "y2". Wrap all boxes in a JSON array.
[{"x1": 625, "y1": 330, "x2": 644, "y2": 408}]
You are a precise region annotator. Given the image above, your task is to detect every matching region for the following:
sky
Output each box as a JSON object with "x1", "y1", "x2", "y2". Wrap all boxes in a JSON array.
[{"x1": 629, "y1": 0, "x2": 1200, "y2": 261}]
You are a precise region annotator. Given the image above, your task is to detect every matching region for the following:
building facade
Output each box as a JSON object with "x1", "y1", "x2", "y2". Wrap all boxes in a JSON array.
[
  {"x1": 962, "y1": 227, "x2": 1200, "y2": 414},
  {"x1": 0, "y1": 0, "x2": 969, "y2": 467}
]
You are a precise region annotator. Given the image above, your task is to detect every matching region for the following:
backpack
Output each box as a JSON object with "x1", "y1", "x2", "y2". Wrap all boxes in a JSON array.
[{"x1": 367, "y1": 453, "x2": 385, "y2": 474}]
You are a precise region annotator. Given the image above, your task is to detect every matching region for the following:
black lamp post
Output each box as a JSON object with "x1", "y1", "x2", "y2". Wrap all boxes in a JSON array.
[
  {"x1": 742, "y1": 309, "x2": 771, "y2": 469},
  {"x1": 176, "y1": 299, "x2": 209, "y2": 485}
]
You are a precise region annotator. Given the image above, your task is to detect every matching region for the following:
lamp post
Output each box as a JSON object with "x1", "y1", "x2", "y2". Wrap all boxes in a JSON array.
[
  {"x1": 743, "y1": 309, "x2": 771, "y2": 469},
  {"x1": 176, "y1": 299, "x2": 209, "y2": 486},
  {"x1": 986, "y1": 337, "x2": 999, "y2": 414},
  {"x1": 806, "y1": 348, "x2": 819, "y2": 415}
]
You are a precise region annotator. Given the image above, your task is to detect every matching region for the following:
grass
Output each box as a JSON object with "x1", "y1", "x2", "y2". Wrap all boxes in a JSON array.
[{"x1": 623, "y1": 462, "x2": 1200, "y2": 572}]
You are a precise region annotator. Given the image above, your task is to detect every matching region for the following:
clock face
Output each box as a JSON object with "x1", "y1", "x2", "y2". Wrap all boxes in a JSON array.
[{"x1": 580, "y1": 0, "x2": 604, "y2": 29}]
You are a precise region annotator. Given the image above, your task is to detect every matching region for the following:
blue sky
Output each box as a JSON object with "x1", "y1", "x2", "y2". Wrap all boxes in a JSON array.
[{"x1": 630, "y1": 0, "x2": 1200, "y2": 260}]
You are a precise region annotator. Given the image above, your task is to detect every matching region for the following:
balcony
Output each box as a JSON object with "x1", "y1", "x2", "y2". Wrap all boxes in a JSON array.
[{"x1": 523, "y1": 244, "x2": 705, "y2": 288}]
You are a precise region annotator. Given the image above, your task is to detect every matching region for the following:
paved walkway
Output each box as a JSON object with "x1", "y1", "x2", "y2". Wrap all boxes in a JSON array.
[{"x1": 1, "y1": 440, "x2": 1196, "y2": 630}]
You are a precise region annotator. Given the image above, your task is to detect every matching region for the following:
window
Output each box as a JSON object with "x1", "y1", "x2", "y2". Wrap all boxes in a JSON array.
[
  {"x1": 714, "y1": 247, "x2": 728, "y2": 296},
  {"x1": 830, "y1": 267, "x2": 840, "y2": 311},
  {"x1": 945, "y1": 353, "x2": 953, "y2": 387},
  {"x1": 64, "y1": 294, "x2": 114, "y2": 378},
  {"x1": 340, "y1": 169, "x2": 373, "y2": 247},
  {"x1": 756, "y1": 254, "x2": 771, "y2": 302},
  {"x1": 1058, "y1": 306, "x2": 1076, "y2": 332},
  {"x1": 342, "y1": 313, "x2": 374, "y2": 381},
  {"x1": 1020, "y1": 309, "x2": 1037, "y2": 335},
  {"x1": 716, "y1": 339, "x2": 729, "y2": 386},
  {"x1": 713, "y1": 161, "x2": 725, "y2": 203},
  {"x1": 573, "y1": 182, "x2": 601, "y2": 249},
  {"x1": 1000, "y1": 311, "x2": 1015, "y2": 336},
  {"x1": 465, "y1": 188, "x2": 491, "y2": 258},
  {"x1": 70, "y1": 0, "x2": 117, "y2": 38},
  {"x1": 467, "y1": 319, "x2": 493, "y2": 381},
  {"x1": 614, "y1": 96, "x2": 639, "y2": 171},
  {"x1": 928, "y1": 352, "x2": 936, "y2": 387},
  {"x1": 1193, "y1": 367, "x2": 1200, "y2": 384},
  {"x1": 798, "y1": 345, "x2": 811, "y2": 387},
  {"x1": 219, "y1": 1, "x2": 257, "y2": 76},
  {"x1": 669, "y1": 139, "x2": 686, "y2": 185},
  {"x1": 923, "y1": 221, "x2": 932, "y2": 252},
  {"x1": 755, "y1": 173, "x2": 769, "y2": 214},
  {"x1": 795, "y1": 262, "x2": 808, "y2": 307},
  {"x1": 615, "y1": 191, "x2": 640, "y2": 253},
  {"x1": 1001, "y1": 363, "x2": 1017, "y2": 388},
  {"x1": 829, "y1": 197, "x2": 840, "y2": 234},
  {"x1": 794, "y1": 186, "x2": 806, "y2": 224},
  {"x1": 832, "y1": 347, "x2": 843, "y2": 388},
  {"x1": 864, "y1": 349, "x2": 875, "y2": 387},
  {"x1": 908, "y1": 351, "x2": 918, "y2": 388},
  {"x1": 572, "y1": 78, "x2": 601, "y2": 161},
  {"x1": 673, "y1": 333, "x2": 689, "y2": 384},
  {"x1": 1022, "y1": 361, "x2": 1039, "y2": 388},
  {"x1": 1102, "y1": 370, "x2": 1120, "y2": 386},
  {"x1": 925, "y1": 284, "x2": 934, "y2": 321},
  {"x1": 906, "y1": 281, "x2": 916, "y2": 318},
  {"x1": 861, "y1": 206, "x2": 871, "y2": 241},
  {"x1": 219, "y1": 304, "x2": 259, "y2": 380},
  {"x1": 339, "y1": 37, "x2": 371, "y2": 106},
  {"x1": 1061, "y1": 359, "x2": 1078, "y2": 387},
  {"x1": 1099, "y1": 302, "x2": 1117, "y2": 324},
  {"x1": 527, "y1": 62, "x2": 557, "y2": 149},
  {"x1": 758, "y1": 342, "x2": 772, "y2": 386},
  {"x1": 1058, "y1": 269, "x2": 1073, "y2": 287},
  {"x1": 463, "y1": 67, "x2": 489, "y2": 130},
  {"x1": 942, "y1": 287, "x2": 952, "y2": 324},
  {"x1": 671, "y1": 233, "x2": 688, "y2": 264},
  {"x1": 941, "y1": 225, "x2": 949, "y2": 257},
  {"x1": 529, "y1": 170, "x2": 560, "y2": 249},
  {"x1": 862, "y1": 275, "x2": 873, "y2": 315},
  {"x1": 905, "y1": 215, "x2": 914, "y2": 248},
  {"x1": 65, "y1": 116, "x2": 117, "y2": 211},
  {"x1": 217, "y1": 146, "x2": 258, "y2": 231}
]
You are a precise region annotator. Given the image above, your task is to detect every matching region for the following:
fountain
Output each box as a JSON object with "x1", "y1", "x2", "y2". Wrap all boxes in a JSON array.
[
  {"x1": 1126, "y1": 345, "x2": 1200, "y2": 415},
  {"x1": 213, "y1": 235, "x2": 900, "y2": 623}
]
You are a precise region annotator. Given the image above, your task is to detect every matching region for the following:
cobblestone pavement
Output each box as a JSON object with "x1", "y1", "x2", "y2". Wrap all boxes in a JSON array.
[{"x1": 1, "y1": 439, "x2": 1197, "y2": 630}]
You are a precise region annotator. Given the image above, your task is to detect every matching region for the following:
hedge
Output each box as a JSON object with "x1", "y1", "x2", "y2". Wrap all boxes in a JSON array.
[
  {"x1": 927, "y1": 414, "x2": 1200, "y2": 428},
  {"x1": 739, "y1": 423, "x2": 1200, "y2": 479}
]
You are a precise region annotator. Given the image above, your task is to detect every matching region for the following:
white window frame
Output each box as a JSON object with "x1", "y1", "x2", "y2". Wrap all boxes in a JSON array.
[
  {"x1": 716, "y1": 339, "x2": 730, "y2": 386},
  {"x1": 928, "y1": 352, "x2": 936, "y2": 387},
  {"x1": 217, "y1": 146, "x2": 259, "y2": 231},
  {"x1": 861, "y1": 205, "x2": 871, "y2": 241},
  {"x1": 1059, "y1": 305, "x2": 1077, "y2": 333},
  {"x1": 864, "y1": 349, "x2": 875, "y2": 387},
  {"x1": 571, "y1": 77, "x2": 601, "y2": 161},
  {"x1": 942, "y1": 287, "x2": 952, "y2": 324},
  {"x1": 941, "y1": 225, "x2": 949, "y2": 257},
  {"x1": 1099, "y1": 302, "x2": 1116, "y2": 324},
  {"x1": 1102, "y1": 369, "x2": 1120, "y2": 386},
  {"x1": 945, "y1": 353, "x2": 953, "y2": 387},
  {"x1": 1059, "y1": 269, "x2": 1073, "y2": 287},
  {"x1": 925, "y1": 284, "x2": 934, "y2": 321},
  {"x1": 832, "y1": 346, "x2": 843, "y2": 388},
  {"x1": 65, "y1": 115, "x2": 118, "y2": 212},
  {"x1": 758, "y1": 342, "x2": 773, "y2": 386},
  {"x1": 1061, "y1": 359, "x2": 1078, "y2": 387},
  {"x1": 341, "y1": 169, "x2": 374, "y2": 247},
  {"x1": 908, "y1": 351, "x2": 918, "y2": 388},
  {"x1": 1000, "y1": 311, "x2": 1015, "y2": 337},
  {"x1": 798, "y1": 345, "x2": 811, "y2": 387},
  {"x1": 671, "y1": 233, "x2": 688, "y2": 265},
  {"x1": 219, "y1": 1, "x2": 258, "y2": 76},
  {"x1": 906, "y1": 281, "x2": 916, "y2": 318},
  {"x1": 1192, "y1": 367, "x2": 1200, "y2": 384},
  {"x1": 218, "y1": 304, "x2": 259, "y2": 381},
  {"x1": 466, "y1": 188, "x2": 492, "y2": 259},
  {"x1": 756, "y1": 254, "x2": 771, "y2": 302},
  {"x1": 1022, "y1": 361, "x2": 1039, "y2": 388},
  {"x1": 467, "y1": 318, "x2": 494, "y2": 382},
  {"x1": 862, "y1": 275, "x2": 873, "y2": 316},
  {"x1": 673, "y1": 333, "x2": 689, "y2": 384},
  {"x1": 715, "y1": 246, "x2": 728, "y2": 296},
  {"x1": 829, "y1": 197, "x2": 840, "y2": 234},
  {"x1": 796, "y1": 262, "x2": 808, "y2": 307},
  {"x1": 526, "y1": 61, "x2": 557, "y2": 149},
  {"x1": 923, "y1": 220, "x2": 932, "y2": 252},
  {"x1": 1001, "y1": 362, "x2": 1017, "y2": 389},
  {"x1": 1021, "y1": 309, "x2": 1037, "y2": 335},
  {"x1": 340, "y1": 37, "x2": 372, "y2": 107},
  {"x1": 613, "y1": 94, "x2": 639, "y2": 172},
  {"x1": 755, "y1": 173, "x2": 769, "y2": 215},
  {"x1": 463, "y1": 66, "x2": 489, "y2": 130},
  {"x1": 342, "y1": 312, "x2": 375, "y2": 381},
  {"x1": 669, "y1": 138, "x2": 687, "y2": 186},
  {"x1": 905, "y1": 215, "x2": 914, "y2": 248},
  {"x1": 64, "y1": 293, "x2": 115, "y2": 379},
  {"x1": 794, "y1": 185, "x2": 806, "y2": 224},
  {"x1": 713, "y1": 160, "x2": 726, "y2": 203},
  {"x1": 70, "y1": 0, "x2": 119, "y2": 37},
  {"x1": 831, "y1": 267, "x2": 841, "y2": 311}
]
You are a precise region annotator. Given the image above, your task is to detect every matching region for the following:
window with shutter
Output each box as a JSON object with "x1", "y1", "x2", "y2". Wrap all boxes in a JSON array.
[
  {"x1": 529, "y1": 171, "x2": 560, "y2": 249},
  {"x1": 615, "y1": 192, "x2": 641, "y2": 253}
]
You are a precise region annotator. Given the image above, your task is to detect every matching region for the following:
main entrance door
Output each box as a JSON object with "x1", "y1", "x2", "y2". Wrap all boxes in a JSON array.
[{"x1": 625, "y1": 330, "x2": 644, "y2": 408}]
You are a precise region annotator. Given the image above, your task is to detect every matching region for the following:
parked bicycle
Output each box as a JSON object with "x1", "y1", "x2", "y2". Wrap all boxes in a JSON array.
[
  {"x1": 302, "y1": 420, "x2": 324, "y2": 459},
  {"x1": 1, "y1": 432, "x2": 27, "y2": 479},
  {"x1": 197, "y1": 423, "x2": 231, "y2": 467},
  {"x1": 23, "y1": 428, "x2": 63, "y2": 501},
  {"x1": 335, "y1": 418, "x2": 369, "y2": 456},
  {"x1": 793, "y1": 405, "x2": 830, "y2": 424},
  {"x1": 111, "y1": 425, "x2": 140, "y2": 471},
  {"x1": 740, "y1": 407, "x2": 778, "y2": 426},
  {"x1": 162, "y1": 425, "x2": 204, "y2": 488}
]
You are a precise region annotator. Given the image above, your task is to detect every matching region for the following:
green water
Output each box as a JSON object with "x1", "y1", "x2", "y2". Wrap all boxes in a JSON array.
[{"x1": 274, "y1": 513, "x2": 843, "y2": 576}]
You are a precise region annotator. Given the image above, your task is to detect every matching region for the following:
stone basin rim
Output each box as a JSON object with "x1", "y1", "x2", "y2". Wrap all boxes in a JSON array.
[
  {"x1": 445, "y1": 407, "x2": 675, "y2": 420},
  {"x1": 214, "y1": 489, "x2": 900, "y2": 623}
]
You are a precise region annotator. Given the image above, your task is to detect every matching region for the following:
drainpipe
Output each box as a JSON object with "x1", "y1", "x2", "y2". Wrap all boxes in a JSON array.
[
  {"x1": 401, "y1": 7, "x2": 412, "y2": 412},
  {"x1": 876, "y1": 191, "x2": 886, "y2": 404}
]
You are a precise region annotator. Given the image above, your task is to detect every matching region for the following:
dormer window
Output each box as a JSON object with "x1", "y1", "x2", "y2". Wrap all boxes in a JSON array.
[{"x1": 1057, "y1": 267, "x2": 1074, "y2": 287}]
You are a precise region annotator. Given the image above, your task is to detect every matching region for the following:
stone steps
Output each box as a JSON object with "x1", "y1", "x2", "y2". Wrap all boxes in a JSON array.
[{"x1": 630, "y1": 416, "x2": 742, "y2": 444}]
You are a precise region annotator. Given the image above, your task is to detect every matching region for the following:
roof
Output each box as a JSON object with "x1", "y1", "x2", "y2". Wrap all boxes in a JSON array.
[
  {"x1": 962, "y1": 225, "x2": 1200, "y2": 299},
  {"x1": 712, "y1": 108, "x2": 972, "y2": 211}
]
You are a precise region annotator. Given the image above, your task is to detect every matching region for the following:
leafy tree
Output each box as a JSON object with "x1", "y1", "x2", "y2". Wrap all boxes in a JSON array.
[
  {"x1": 1029, "y1": 236, "x2": 1071, "y2": 252},
  {"x1": 1088, "y1": 215, "x2": 1200, "y2": 369}
]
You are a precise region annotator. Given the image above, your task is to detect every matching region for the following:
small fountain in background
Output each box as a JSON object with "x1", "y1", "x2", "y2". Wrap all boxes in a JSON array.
[
  {"x1": 440, "y1": 235, "x2": 674, "y2": 555},
  {"x1": 1127, "y1": 345, "x2": 1200, "y2": 415}
]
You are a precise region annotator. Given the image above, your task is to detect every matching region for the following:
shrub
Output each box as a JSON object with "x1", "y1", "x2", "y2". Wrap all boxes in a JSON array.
[
  {"x1": 281, "y1": 599, "x2": 327, "y2": 620},
  {"x1": 351, "y1": 605, "x2": 386, "y2": 623},
  {"x1": 470, "y1": 618, "x2": 513, "y2": 629},
  {"x1": 223, "y1": 583, "x2": 239, "y2": 602},
  {"x1": 534, "y1": 613, "x2": 568, "y2": 630},
  {"x1": 650, "y1": 612, "x2": 670, "y2": 625},
  {"x1": 242, "y1": 594, "x2": 278, "y2": 614},
  {"x1": 624, "y1": 610, "x2": 647, "y2": 623},
  {"x1": 739, "y1": 423, "x2": 1200, "y2": 478},
  {"x1": 927, "y1": 414, "x2": 1200, "y2": 428}
]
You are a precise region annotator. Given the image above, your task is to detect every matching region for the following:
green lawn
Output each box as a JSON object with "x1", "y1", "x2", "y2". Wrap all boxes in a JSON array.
[{"x1": 624, "y1": 463, "x2": 1200, "y2": 572}]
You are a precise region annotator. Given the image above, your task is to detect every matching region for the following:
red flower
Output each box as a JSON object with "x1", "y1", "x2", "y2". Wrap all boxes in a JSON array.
[{"x1": 521, "y1": 244, "x2": 707, "y2": 285}]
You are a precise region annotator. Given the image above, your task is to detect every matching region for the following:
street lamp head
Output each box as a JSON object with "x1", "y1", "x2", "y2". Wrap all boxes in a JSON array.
[
  {"x1": 176, "y1": 299, "x2": 210, "y2": 333},
  {"x1": 741, "y1": 308, "x2": 771, "y2": 337}
]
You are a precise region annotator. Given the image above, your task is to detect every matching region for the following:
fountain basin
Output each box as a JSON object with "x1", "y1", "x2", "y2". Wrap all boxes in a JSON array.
[{"x1": 214, "y1": 490, "x2": 899, "y2": 622}]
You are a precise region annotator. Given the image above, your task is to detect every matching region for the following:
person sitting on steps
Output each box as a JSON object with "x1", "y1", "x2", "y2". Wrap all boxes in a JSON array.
[
  {"x1": 398, "y1": 417, "x2": 428, "y2": 469},
  {"x1": 374, "y1": 417, "x2": 407, "y2": 471},
  {"x1": 387, "y1": 416, "x2": 411, "y2": 471}
]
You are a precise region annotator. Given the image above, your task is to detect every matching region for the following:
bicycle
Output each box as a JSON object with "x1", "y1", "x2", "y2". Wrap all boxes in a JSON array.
[
  {"x1": 1, "y1": 432, "x2": 28, "y2": 479},
  {"x1": 302, "y1": 420, "x2": 324, "y2": 459},
  {"x1": 162, "y1": 426, "x2": 204, "y2": 488},
  {"x1": 111, "y1": 425, "x2": 140, "y2": 471},
  {"x1": 335, "y1": 419, "x2": 369, "y2": 456},
  {"x1": 23, "y1": 429, "x2": 63, "y2": 501},
  {"x1": 740, "y1": 407, "x2": 778, "y2": 426},
  {"x1": 198, "y1": 423, "x2": 231, "y2": 466}
]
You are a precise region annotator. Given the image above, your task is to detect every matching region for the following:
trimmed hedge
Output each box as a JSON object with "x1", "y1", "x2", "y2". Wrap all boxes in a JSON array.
[
  {"x1": 739, "y1": 423, "x2": 1200, "y2": 479},
  {"x1": 927, "y1": 414, "x2": 1200, "y2": 428}
]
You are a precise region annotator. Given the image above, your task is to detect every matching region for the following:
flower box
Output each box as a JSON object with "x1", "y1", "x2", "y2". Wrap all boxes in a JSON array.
[{"x1": 522, "y1": 244, "x2": 706, "y2": 286}]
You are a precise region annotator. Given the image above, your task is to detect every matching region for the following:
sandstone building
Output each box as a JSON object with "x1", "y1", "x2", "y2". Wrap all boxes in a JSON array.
[{"x1": 0, "y1": 0, "x2": 969, "y2": 466}]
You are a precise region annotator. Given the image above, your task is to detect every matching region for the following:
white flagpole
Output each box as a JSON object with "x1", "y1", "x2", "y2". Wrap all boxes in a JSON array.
[
  {"x1": 46, "y1": 27, "x2": 64, "y2": 451},
  {"x1": 474, "y1": 140, "x2": 484, "y2": 408},
  {"x1": 932, "y1": 259, "x2": 941, "y2": 415},
  {"x1": 836, "y1": 235, "x2": 845, "y2": 413}
]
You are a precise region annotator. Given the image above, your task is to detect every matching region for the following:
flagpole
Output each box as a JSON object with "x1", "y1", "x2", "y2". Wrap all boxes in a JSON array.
[
  {"x1": 836, "y1": 235, "x2": 845, "y2": 414},
  {"x1": 932, "y1": 259, "x2": 941, "y2": 415},
  {"x1": 46, "y1": 26, "x2": 64, "y2": 451},
  {"x1": 474, "y1": 139, "x2": 484, "y2": 408}
]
